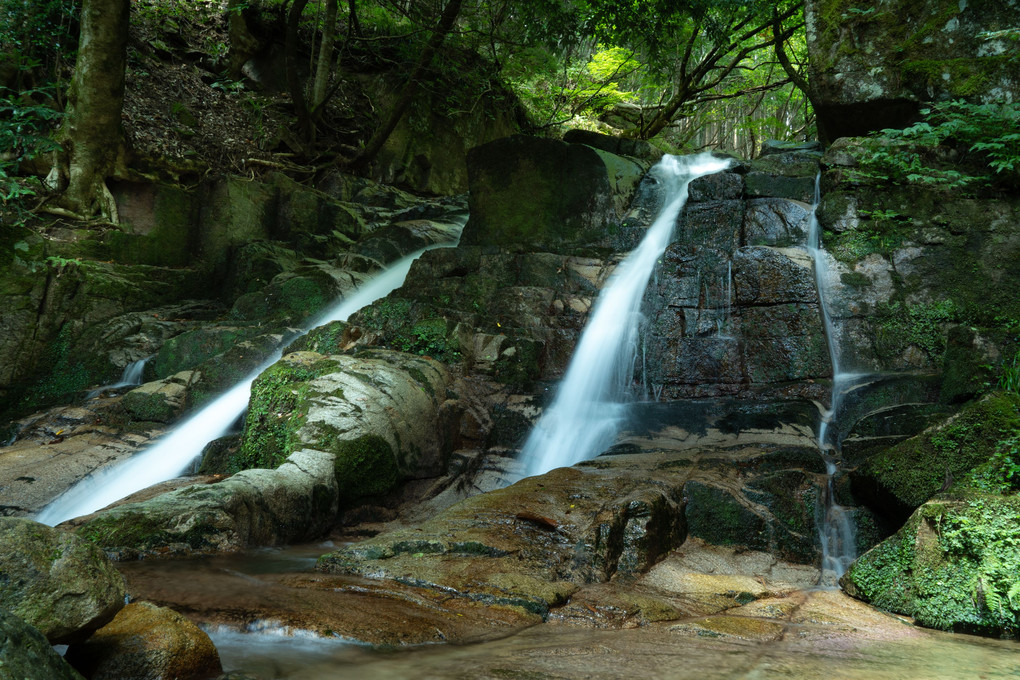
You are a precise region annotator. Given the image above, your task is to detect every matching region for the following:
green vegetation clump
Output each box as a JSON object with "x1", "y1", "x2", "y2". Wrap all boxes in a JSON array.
[
  {"x1": 859, "y1": 392, "x2": 1020, "y2": 515},
  {"x1": 874, "y1": 299, "x2": 959, "y2": 364},
  {"x1": 844, "y1": 494, "x2": 1020, "y2": 638},
  {"x1": 851, "y1": 100, "x2": 1020, "y2": 191},
  {"x1": 330, "y1": 433, "x2": 399, "y2": 500},
  {"x1": 233, "y1": 359, "x2": 330, "y2": 472}
]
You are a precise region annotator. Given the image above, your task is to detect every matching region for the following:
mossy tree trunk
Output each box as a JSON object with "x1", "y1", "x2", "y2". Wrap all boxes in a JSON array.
[{"x1": 55, "y1": 0, "x2": 129, "y2": 221}]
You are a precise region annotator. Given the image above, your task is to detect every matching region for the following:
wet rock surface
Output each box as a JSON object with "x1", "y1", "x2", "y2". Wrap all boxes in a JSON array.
[{"x1": 65, "y1": 601, "x2": 222, "y2": 680}]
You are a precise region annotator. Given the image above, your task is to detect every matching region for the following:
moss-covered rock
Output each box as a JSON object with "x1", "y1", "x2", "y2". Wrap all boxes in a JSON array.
[
  {"x1": 841, "y1": 493, "x2": 1020, "y2": 637},
  {"x1": 0, "y1": 608, "x2": 85, "y2": 680},
  {"x1": 235, "y1": 350, "x2": 457, "y2": 502},
  {"x1": 75, "y1": 449, "x2": 338, "y2": 556},
  {"x1": 0, "y1": 518, "x2": 126, "y2": 644},
  {"x1": 851, "y1": 392, "x2": 1020, "y2": 522},
  {"x1": 805, "y1": 0, "x2": 1020, "y2": 140},
  {"x1": 461, "y1": 135, "x2": 633, "y2": 254}
]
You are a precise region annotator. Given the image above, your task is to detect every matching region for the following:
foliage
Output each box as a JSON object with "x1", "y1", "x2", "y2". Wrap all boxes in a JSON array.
[
  {"x1": 853, "y1": 100, "x2": 1020, "y2": 190},
  {"x1": 0, "y1": 87, "x2": 62, "y2": 220},
  {"x1": 0, "y1": 0, "x2": 78, "y2": 87},
  {"x1": 876, "y1": 299, "x2": 959, "y2": 360}
]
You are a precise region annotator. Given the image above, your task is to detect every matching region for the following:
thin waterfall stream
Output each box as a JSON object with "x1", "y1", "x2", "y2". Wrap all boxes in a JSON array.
[
  {"x1": 36, "y1": 226, "x2": 464, "y2": 526},
  {"x1": 516, "y1": 153, "x2": 731, "y2": 479},
  {"x1": 804, "y1": 174, "x2": 857, "y2": 582}
]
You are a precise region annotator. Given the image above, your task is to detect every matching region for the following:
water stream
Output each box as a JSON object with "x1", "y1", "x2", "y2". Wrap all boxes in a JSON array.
[
  {"x1": 516, "y1": 153, "x2": 731, "y2": 479},
  {"x1": 85, "y1": 356, "x2": 152, "y2": 398},
  {"x1": 36, "y1": 227, "x2": 464, "y2": 526},
  {"x1": 804, "y1": 174, "x2": 857, "y2": 580}
]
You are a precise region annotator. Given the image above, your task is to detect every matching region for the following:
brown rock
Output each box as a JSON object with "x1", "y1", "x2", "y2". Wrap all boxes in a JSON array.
[{"x1": 65, "y1": 602, "x2": 221, "y2": 680}]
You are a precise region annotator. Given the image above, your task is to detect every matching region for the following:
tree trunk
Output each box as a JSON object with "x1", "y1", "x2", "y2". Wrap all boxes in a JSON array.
[
  {"x1": 350, "y1": 0, "x2": 463, "y2": 168},
  {"x1": 311, "y1": 0, "x2": 340, "y2": 112},
  {"x1": 57, "y1": 0, "x2": 129, "y2": 220},
  {"x1": 227, "y1": 0, "x2": 262, "y2": 80},
  {"x1": 286, "y1": 0, "x2": 313, "y2": 143}
]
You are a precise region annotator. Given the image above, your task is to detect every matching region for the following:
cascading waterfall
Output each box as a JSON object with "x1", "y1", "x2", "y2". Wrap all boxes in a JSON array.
[
  {"x1": 36, "y1": 226, "x2": 464, "y2": 526},
  {"x1": 86, "y1": 356, "x2": 151, "y2": 398},
  {"x1": 516, "y1": 153, "x2": 731, "y2": 479},
  {"x1": 804, "y1": 174, "x2": 857, "y2": 581}
]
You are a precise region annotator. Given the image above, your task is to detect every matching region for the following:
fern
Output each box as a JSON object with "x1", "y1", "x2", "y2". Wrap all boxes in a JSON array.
[{"x1": 1008, "y1": 582, "x2": 1020, "y2": 611}]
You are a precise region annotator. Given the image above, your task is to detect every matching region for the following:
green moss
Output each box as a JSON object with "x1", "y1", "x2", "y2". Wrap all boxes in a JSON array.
[
  {"x1": 845, "y1": 494, "x2": 1020, "y2": 637},
  {"x1": 77, "y1": 509, "x2": 215, "y2": 552},
  {"x1": 233, "y1": 361, "x2": 323, "y2": 472},
  {"x1": 330, "y1": 433, "x2": 400, "y2": 500},
  {"x1": 874, "y1": 299, "x2": 959, "y2": 364},
  {"x1": 901, "y1": 57, "x2": 1008, "y2": 98},
  {"x1": 859, "y1": 392, "x2": 1020, "y2": 514}
]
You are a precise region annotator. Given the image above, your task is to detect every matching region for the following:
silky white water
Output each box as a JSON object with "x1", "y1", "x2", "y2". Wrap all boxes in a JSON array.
[
  {"x1": 516, "y1": 154, "x2": 731, "y2": 479},
  {"x1": 85, "y1": 355, "x2": 151, "y2": 398},
  {"x1": 804, "y1": 174, "x2": 857, "y2": 579},
  {"x1": 36, "y1": 233, "x2": 462, "y2": 526}
]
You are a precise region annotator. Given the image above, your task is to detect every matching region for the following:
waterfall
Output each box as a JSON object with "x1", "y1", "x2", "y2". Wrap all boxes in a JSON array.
[
  {"x1": 804, "y1": 174, "x2": 857, "y2": 581},
  {"x1": 86, "y1": 356, "x2": 151, "y2": 398},
  {"x1": 36, "y1": 228, "x2": 464, "y2": 526},
  {"x1": 516, "y1": 153, "x2": 731, "y2": 479}
]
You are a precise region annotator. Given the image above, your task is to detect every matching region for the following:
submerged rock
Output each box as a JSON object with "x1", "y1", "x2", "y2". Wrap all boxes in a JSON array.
[
  {"x1": 0, "y1": 518, "x2": 126, "y2": 644},
  {"x1": 65, "y1": 601, "x2": 222, "y2": 680},
  {"x1": 0, "y1": 607, "x2": 85, "y2": 680}
]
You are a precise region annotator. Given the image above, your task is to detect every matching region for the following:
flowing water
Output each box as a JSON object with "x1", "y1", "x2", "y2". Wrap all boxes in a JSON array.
[
  {"x1": 36, "y1": 227, "x2": 464, "y2": 526},
  {"x1": 804, "y1": 175, "x2": 857, "y2": 580},
  {"x1": 85, "y1": 355, "x2": 151, "y2": 398},
  {"x1": 516, "y1": 153, "x2": 732, "y2": 479}
]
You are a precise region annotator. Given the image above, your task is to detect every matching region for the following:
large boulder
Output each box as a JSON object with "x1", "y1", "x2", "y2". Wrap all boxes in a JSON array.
[
  {"x1": 234, "y1": 349, "x2": 459, "y2": 500},
  {"x1": 0, "y1": 607, "x2": 85, "y2": 680},
  {"x1": 805, "y1": 0, "x2": 1020, "y2": 140},
  {"x1": 0, "y1": 518, "x2": 126, "y2": 644},
  {"x1": 65, "y1": 601, "x2": 221, "y2": 680},
  {"x1": 842, "y1": 493, "x2": 1020, "y2": 638},
  {"x1": 73, "y1": 448, "x2": 338, "y2": 557},
  {"x1": 461, "y1": 135, "x2": 647, "y2": 253}
]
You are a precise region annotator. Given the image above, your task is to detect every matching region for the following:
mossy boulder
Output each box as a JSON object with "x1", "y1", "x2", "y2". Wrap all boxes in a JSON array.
[
  {"x1": 851, "y1": 392, "x2": 1020, "y2": 522},
  {"x1": 65, "y1": 601, "x2": 222, "y2": 680},
  {"x1": 461, "y1": 134, "x2": 644, "y2": 254},
  {"x1": 235, "y1": 349, "x2": 458, "y2": 502},
  {"x1": 0, "y1": 518, "x2": 126, "y2": 644},
  {"x1": 841, "y1": 493, "x2": 1020, "y2": 637},
  {"x1": 0, "y1": 608, "x2": 85, "y2": 680}
]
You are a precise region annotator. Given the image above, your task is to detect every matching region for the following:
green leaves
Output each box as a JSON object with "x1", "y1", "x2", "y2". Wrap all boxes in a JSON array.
[{"x1": 858, "y1": 100, "x2": 1020, "y2": 190}]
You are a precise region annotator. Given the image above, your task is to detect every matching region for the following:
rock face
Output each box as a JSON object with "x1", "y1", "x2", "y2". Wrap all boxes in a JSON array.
[
  {"x1": 0, "y1": 608, "x2": 85, "y2": 680},
  {"x1": 462, "y1": 134, "x2": 648, "y2": 253},
  {"x1": 73, "y1": 449, "x2": 338, "y2": 557},
  {"x1": 805, "y1": 0, "x2": 1020, "y2": 140},
  {"x1": 0, "y1": 518, "x2": 126, "y2": 644},
  {"x1": 65, "y1": 601, "x2": 222, "y2": 680},
  {"x1": 318, "y1": 419, "x2": 829, "y2": 619},
  {"x1": 851, "y1": 392, "x2": 1020, "y2": 523}
]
